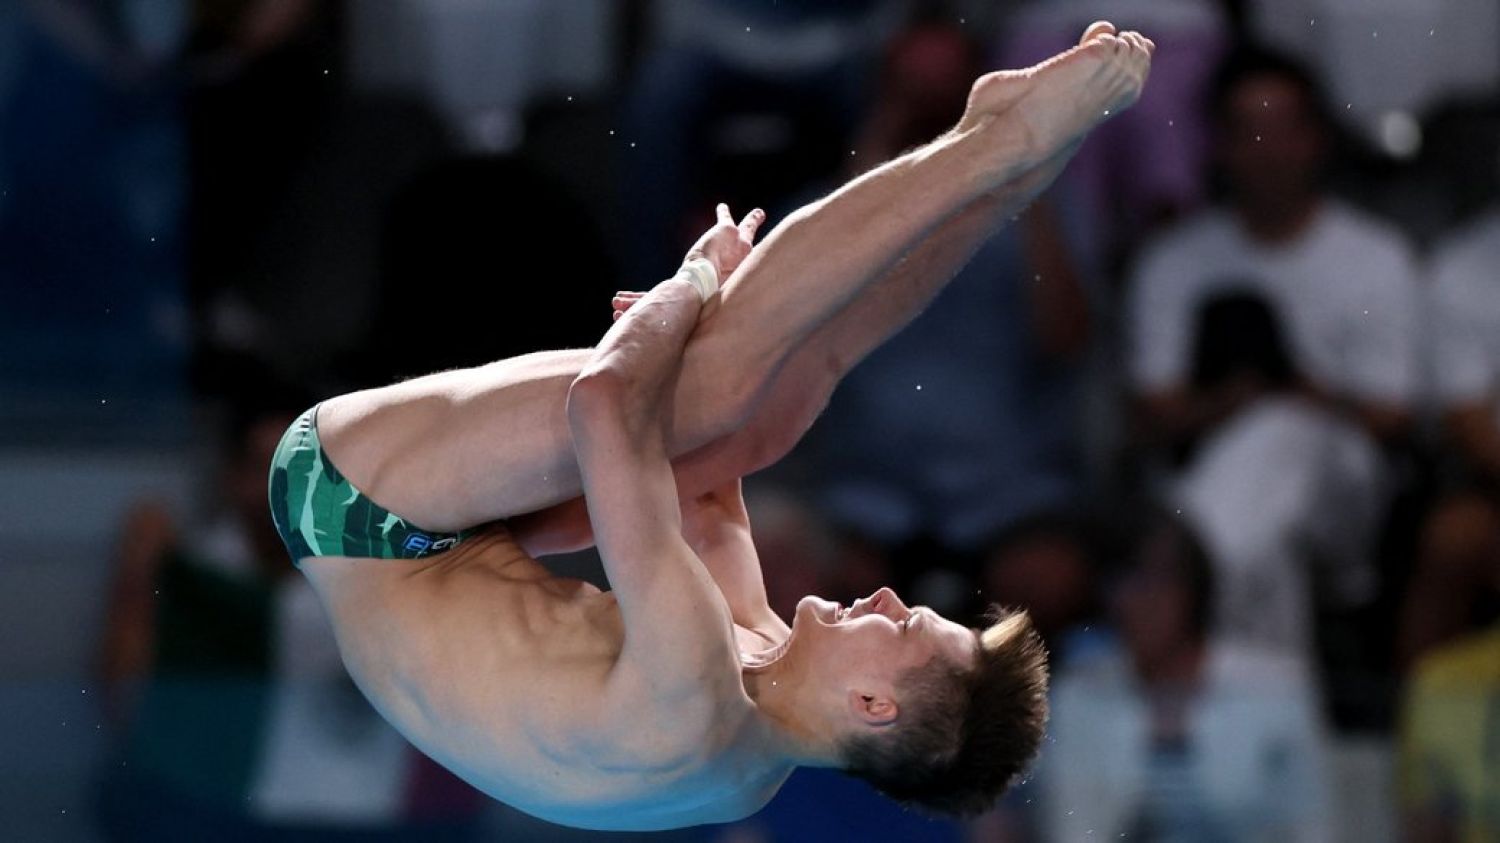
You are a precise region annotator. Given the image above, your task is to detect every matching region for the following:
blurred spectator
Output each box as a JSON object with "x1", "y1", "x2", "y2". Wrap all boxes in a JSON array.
[
  {"x1": 1399, "y1": 210, "x2": 1500, "y2": 670},
  {"x1": 799, "y1": 21, "x2": 1096, "y2": 608},
  {"x1": 622, "y1": 0, "x2": 902, "y2": 282},
  {"x1": 1398, "y1": 612, "x2": 1500, "y2": 842},
  {"x1": 1129, "y1": 46, "x2": 1421, "y2": 452},
  {"x1": 0, "y1": 0, "x2": 191, "y2": 435},
  {"x1": 96, "y1": 391, "x2": 483, "y2": 841},
  {"x1": 1040, "y1": 513, "x2": 1333, "y2": 842},
  {"x1": 996, "y1": 0, "x2": 1232, "y2": 260},
  {"x1": 1126, "y1": 47, "x2": 1420, "y2": 662}
]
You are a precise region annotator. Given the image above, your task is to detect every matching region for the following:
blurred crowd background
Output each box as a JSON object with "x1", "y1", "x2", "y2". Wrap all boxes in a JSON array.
[{"x1": 3, "y1": 0, "x2": 1499, "y2": 841}]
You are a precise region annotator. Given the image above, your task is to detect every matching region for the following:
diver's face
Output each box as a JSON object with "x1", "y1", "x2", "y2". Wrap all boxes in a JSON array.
[{"x1": 788, "y1": 588, "x2": 976, "y2": 684}]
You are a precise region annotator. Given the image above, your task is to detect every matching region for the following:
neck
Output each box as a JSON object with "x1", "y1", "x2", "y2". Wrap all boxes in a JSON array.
[
  {"x1": 1234, "y1": 193, "x2": 1321, "y2": 244},
  {"x1": 741, "y1": 663, "x2": 841, "y2": 769}
]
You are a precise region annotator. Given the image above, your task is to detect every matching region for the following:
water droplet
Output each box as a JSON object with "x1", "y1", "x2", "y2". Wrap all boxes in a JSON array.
[
  {"x1": 1346, "y1": 103, "x2": 1352, "y2": 109},
  {"x1": 1103, "y1": 109, "x2": 1110, "y2": 116},
  {"x1": 1363, "y1": 310, "x2": 1369, "y2": 315},
  {"x1": 567, "y1": 95, "x2": 573, "y2": 102},
  {"x1": 745, "y1": 26, "x2": 751, "y2": 32},
  {"x1": 100, "y1": 399, "x2": 107, "y2": 405},
  {"x1": 1256, "y1": 135, "x2": 1262, "y2": 141},
  {"x1": 1168, "y1": 119, "x2": 1174, "y2": 127},
  {"x1": 323, "y1": 69, "x2": 329, "y2": 75},
  {"x1": 1373, "y1": 31, "x2": 1379, "y2": 38},
  {"x1": 630, "y1": 142, "x2": 636, "y2": 148},
  {"x1": 915, "y1": 385, "x2": 923, "y2": 391},
  {"x1": 1429, "y1": 29, "x2": 1435, "y2": 37},
  {"x1": 1309, "y1": 18, "x2": 1316, "y2": 26},
  {"x1": 608, "y1": 130, "x2": 615, "y2": 136}
]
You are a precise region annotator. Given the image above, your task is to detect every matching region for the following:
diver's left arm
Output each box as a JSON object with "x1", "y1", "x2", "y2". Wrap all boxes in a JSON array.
[{"x1": 566, "y1": 277, "x2": 738, "y2": 686}]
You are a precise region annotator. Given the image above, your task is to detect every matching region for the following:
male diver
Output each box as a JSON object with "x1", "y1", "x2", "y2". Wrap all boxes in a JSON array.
[{"x1": 269, "y1": 23, "x2": 1152, "y2": 830}]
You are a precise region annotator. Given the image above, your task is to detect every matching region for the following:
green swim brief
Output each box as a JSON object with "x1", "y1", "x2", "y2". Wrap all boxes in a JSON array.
[{"x1": 267, "y1": 406, "x2": 471, "y2": 563}]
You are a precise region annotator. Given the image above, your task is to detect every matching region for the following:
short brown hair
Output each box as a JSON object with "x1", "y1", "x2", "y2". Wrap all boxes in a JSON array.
[{"x1": 837, "y1": 606, "x2": 1049, "y2": 816}]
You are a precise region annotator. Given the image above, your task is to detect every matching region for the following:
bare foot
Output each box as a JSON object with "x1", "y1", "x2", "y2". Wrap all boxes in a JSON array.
[{"x1": 960, "y1": 22, "x2": 1153, "y2": 164}]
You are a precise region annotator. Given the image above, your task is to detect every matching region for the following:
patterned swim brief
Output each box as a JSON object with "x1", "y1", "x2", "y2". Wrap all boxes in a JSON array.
[{"x1": 267, "y1": 406, "x2": 471, "y2": 563}]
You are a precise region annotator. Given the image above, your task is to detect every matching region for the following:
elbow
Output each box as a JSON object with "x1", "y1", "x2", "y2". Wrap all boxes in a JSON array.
[{"x1": 567, "y1": 369, "x2": 629, "y2": 432}]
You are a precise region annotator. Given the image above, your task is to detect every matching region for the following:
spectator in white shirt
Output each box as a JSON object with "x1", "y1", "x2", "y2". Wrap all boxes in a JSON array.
[
  {"x1": 1039, "y1": 512, "x2": 1333, "y2": 843},
  {"x1": 1124, "y1": 47, "x2": 1417, "y2": 661},
  {"x1": 1128, "y1": 46, "x2": 1421, "y2": 453}
]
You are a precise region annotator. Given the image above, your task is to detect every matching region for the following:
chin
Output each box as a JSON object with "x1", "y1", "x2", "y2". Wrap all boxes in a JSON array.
[{"x1": 794, "y1": 595, "x2": 841, "y2": 628}]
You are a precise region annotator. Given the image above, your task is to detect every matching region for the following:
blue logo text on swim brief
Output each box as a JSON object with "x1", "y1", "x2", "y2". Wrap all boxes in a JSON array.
[{"x1": 405, "y1": 533, "x2": 432, "y2": 553}]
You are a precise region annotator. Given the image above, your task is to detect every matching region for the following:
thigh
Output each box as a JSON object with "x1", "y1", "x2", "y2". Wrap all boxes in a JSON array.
[
  {"x1": 317, "y1": 350, "x2": 593, "y2": 531},
  {"x1": 315, "y1": 335, "x2": 763, "y2": 534}
]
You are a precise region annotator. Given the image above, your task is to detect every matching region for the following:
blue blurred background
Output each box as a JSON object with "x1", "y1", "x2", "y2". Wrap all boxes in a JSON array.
[{"x1": 3, "y1": 1, "x2": 1499, "y2": 841}]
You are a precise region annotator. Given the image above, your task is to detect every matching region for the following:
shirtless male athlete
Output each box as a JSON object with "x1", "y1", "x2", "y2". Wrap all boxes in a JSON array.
[{"x1": 269, "y1": 23, "x2": 1152, "y2": 831}]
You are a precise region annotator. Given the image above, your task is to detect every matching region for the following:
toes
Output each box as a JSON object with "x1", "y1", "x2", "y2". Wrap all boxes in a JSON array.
[{"x1": 1082, "y1": 20, "x2": 1116, "y2": 44}]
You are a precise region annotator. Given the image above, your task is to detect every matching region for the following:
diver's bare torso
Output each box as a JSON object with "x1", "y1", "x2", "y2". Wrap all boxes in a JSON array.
[{"x1": 299, "y1": 526, "x2": 794, "y2": 831}]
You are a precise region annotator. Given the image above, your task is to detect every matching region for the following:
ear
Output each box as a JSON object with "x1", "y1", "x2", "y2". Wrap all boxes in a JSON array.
[{"x1": 847, "y1": 689, "x2": 899, "y2": 727}]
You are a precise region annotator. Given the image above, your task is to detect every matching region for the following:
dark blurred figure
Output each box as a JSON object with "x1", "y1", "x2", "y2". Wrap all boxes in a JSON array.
[
  {"x1": 1399, "y1": 208, "x2": 1500, "y2": 671},
  {"x1": 184, "y1": 0, "x2": 333, "y2": 381},
  {"x1": 1156, "y1": 290, "x2": 1384, "y2": 700},
  {"x1": 621, "y1": 0, "x2": 901, "y2": 282},
  {"x1": 996, "y1": 0, "x2": 1232, "y2": 261},
  {"x1": 96, "y1": 387, "x2": 483, "y2": 841},
  {"x1": 0, "y1": 0, "x2": 191, "y2": 437},
  {"x1": 183, "y1": 0, "x2": 451, "y2": 393},
  {"x1": 362, "y1": 155, "x2": 617, "y2": 385},
  {"x1": 1039, "y1": 512, "x2": 1332, "y2": 841},
  {"x1": 798, "y1": 19, "x2": 1096, "y2": 615}
]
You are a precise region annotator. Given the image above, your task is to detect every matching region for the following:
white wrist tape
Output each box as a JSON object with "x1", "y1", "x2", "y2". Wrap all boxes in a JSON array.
[{"x1": 676, "y1": 258, "x2": 720, "y2": 302}]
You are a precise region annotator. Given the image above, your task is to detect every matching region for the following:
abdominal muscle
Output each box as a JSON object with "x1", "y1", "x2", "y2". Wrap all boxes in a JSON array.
[{"x1": 300, "y1": 525, "x2": 781, "y2": 831}]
